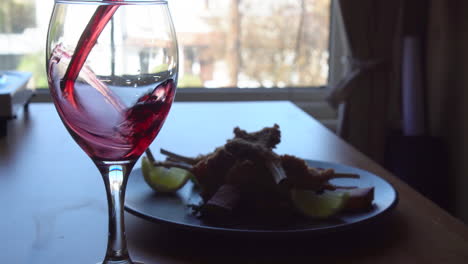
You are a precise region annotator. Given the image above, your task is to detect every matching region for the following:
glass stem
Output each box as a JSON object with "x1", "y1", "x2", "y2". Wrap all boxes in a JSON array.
[{"x1": 98, "y1": 161, "x2": 135, "y2": 264}]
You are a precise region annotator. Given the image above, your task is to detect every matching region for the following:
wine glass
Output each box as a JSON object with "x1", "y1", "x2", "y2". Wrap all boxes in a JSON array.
[{"x1": 46, "y1": 0, "x2": 178, "y2": 263}]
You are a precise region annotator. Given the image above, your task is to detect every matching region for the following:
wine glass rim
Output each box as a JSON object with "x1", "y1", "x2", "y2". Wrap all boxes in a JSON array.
[{"x1": 55, "y1": 0, "x2": 168, "y2": 5}]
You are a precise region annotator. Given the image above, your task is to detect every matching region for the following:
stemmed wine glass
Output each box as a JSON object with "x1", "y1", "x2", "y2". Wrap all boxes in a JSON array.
[{"x1": 46, "y1": 1, "x2": 178, "y2": 263}]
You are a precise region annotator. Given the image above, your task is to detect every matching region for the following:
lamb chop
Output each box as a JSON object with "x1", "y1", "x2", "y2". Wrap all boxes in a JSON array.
[{"x1": 147, "y1": 124, "x2": 373, "y2": 220}]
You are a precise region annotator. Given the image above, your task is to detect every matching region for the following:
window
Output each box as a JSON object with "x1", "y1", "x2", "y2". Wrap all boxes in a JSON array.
[
  {"x1": 172, "y1": 0, "x2": 330, "y2": 88},
  {"x1": 0, "y1": 0, "x2": 48, "y2": 87},
  {"x1": 0, "y1": 0, "x2": 330, "y2": 90}
]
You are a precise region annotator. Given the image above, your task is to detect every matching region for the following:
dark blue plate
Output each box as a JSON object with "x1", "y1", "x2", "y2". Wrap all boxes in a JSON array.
[{"x1": 124, "y1": 160, "x2": 398, "y2": 236}]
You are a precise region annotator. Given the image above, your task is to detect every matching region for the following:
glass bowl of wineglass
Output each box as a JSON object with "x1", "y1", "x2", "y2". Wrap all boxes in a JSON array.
[{"x1": 46, "y1": 0, "x2": 178, "y2": 263}]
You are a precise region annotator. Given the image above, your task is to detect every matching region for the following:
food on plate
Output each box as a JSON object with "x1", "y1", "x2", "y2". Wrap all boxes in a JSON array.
[
  {"x1": 290, "y1": 190, "x2": 350, "y2": 219},
  {"x1": 142, "y1": 156, "x2": 191, "y2": 193},
  {"x1": 142, "y1": 124, "x2": 374, "y2": 220},
  {"x1": 342, "y1": 187, "x2": 374, "y2": 212}
]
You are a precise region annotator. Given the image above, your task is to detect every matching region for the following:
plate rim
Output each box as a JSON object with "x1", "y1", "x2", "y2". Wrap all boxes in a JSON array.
[{"x1": 124, "y1": 159, "x2": 399, "y2": 235}]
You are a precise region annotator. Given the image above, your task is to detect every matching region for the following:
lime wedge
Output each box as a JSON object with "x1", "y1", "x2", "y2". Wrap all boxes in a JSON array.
[
  {"x1": 141, "y1": 156, "x2": 191, "y2": 193},
  {"x1": 291, "y1": 189, "x2": 350, "y2": 219}
]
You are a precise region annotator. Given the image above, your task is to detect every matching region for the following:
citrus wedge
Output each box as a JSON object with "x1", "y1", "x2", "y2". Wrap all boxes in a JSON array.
[
  {"x1": 141, "y1": 156, "x2": 191, "y2": 193},
  {"x1": 291, "y1": 189, "x2": 350, "y2": 219}
]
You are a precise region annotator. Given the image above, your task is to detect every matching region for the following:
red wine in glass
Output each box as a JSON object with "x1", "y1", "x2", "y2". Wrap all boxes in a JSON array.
[
  {"x1": 46, "y1": 1, "x2": 177, "y2": 263},
  {"x1": 49, "y1": 45, "x2": 176, "y2": 161}
]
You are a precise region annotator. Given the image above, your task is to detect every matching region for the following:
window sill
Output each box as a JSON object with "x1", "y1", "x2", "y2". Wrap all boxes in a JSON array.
[
  {"x1": 31, "y1": 86, "x2": 337, "y2": 131},
  {"x1": 32, "y1": 86, "x2": 329, "y2": 102}
]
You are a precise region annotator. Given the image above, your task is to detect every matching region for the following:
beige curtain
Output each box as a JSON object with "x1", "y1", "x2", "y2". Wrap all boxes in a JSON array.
[
  {"x1": 426, "y1": 0, "x2": 468, "y2": 222},
  {"x1": 327, "y1": 0, "x2": 403, "y2": 164}
]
